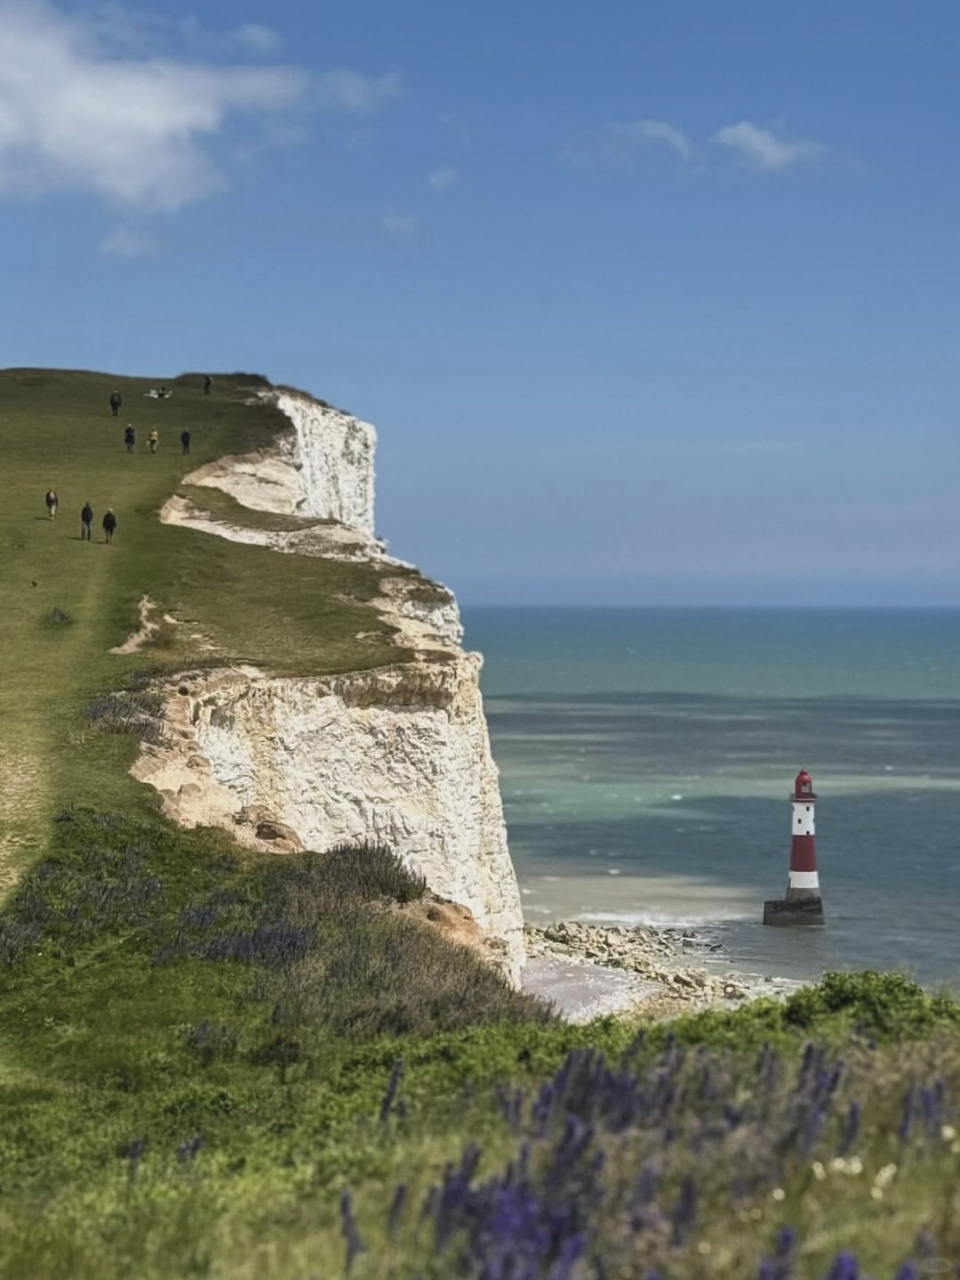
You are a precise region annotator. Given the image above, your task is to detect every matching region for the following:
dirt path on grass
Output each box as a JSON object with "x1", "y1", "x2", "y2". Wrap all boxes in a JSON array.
[
  {"x1": 0, "y1": 547, "x2": 120, "y2": 900},
  {"x1": 0, "y1": 746, "x2": 44, "y2": 896}
]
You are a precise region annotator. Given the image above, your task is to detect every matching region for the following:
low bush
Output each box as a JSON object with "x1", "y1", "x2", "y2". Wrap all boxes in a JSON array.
[{"x1": 85, "y1": 689, "x2": 165, "y2": 744}]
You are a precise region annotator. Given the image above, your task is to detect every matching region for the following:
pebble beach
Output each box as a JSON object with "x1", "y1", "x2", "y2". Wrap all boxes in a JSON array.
[{"x1": 522, "y1": 919, "x2": 802, "y2": 1023}]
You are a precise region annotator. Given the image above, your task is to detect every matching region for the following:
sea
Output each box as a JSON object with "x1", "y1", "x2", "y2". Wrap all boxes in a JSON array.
[{"x1": 461, "y1": 608, "x2": 960, "y2": 991}]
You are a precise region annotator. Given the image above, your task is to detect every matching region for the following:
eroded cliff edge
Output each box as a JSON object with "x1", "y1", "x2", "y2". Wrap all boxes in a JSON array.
[{"x1": 134, "y1": 386, "x2": 525, "y2": 983}]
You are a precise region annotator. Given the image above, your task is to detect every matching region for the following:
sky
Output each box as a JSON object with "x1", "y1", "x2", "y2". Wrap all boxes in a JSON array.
[{"x1": 1, "y1": 0, "x2": 959, "y2": 605}]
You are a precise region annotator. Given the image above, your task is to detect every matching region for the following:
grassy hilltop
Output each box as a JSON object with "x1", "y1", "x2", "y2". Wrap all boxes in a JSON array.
[
  {"x1": 1, "y1": 370, "x2": 960, "y2": 1279},
  {"x1": 0, "y1": 368, "x2": 402, "y2": 884}
]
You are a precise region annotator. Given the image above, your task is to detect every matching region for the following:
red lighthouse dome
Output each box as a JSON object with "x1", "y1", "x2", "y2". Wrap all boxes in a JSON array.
[{"x1": 793, "y1": 770, "x2": 817, "y2": 801}]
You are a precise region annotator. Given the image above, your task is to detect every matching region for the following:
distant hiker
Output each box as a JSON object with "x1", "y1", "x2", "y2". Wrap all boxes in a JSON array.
[
  {"x1": 180, "y1": 429, "x2": 191, "y2": 455},
  {"x1": 80, "y1": 502, "x2": 93, "y2": 541},
  {"x1": 158, "y1": 386, "x2": 169, "y2": 399},
  {"x1": 109, "y1": 390, "x2": 122, "y2": 417},
  {"x1": 203, "y1": 375, "x2": 213, "y2": 396},
  {"x1": 102, "y1": 509, "x2": 117, "y2": 544},
  {"x1": 45, "y1": 488, "x2": 58, "y2": 519},
  {"x1": 147, "y1": 430, "x2": 159, "y2": 454},
  {"x1": 124, "y1": 424, "x2": 136, "y2": 452}
]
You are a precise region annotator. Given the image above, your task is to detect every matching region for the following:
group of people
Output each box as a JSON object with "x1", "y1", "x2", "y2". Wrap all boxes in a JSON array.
[
  {"x1": 108, "y1": 375, "x2": 212, "y2": 418},
  {"x1": 80, "y1": 502, "x2": 117, "y2": 543},
  {"x1": 72, "y1": 376, "x2": 213, "y2": 547},
  {"x1": 123, "y1": 425, "x2": 191, "y2": 454},
  {"x1": 44, "y1": 491, "x2": 116, "y2": 542}
]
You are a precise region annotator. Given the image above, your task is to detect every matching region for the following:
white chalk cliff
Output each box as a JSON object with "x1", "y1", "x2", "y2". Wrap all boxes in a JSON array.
[
  {"x1": 137, "y1": 388, "x2": 524, "y2": 982},
  {"x1": 181, "y1": 392, "x2": 376, "y2": 534}
]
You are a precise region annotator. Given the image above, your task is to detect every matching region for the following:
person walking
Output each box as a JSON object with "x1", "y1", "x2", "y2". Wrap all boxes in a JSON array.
[
  {"x1": 203, "y1": 375, "x2": 213, "y2": 395},
  {"x1": 45, "y1": 488, "x2": 58, "y2": 519},
  {"x1": 80, "y1": 502, "x2": 94, "y2": 540},
  {"x1": 124, "y1": 424, "x2": 136, "y2": 452},
  {"x1": 180, "y1": 429, "x2": 191, "y2": 455},
  {"x1": 102, "y1": 509, "x2": 117, "y2": 544},
  {"x1": 109, "y1": 390, "x2": 122, "y2": 417},
  {"x1": 147, "y1": 430, "x2": 159, "y2": 454}
]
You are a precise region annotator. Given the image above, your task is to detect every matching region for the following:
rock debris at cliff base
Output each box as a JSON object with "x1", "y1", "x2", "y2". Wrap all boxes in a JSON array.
[{"x1": 524, "y1": 920, "x2": 801, "y2": 1020}]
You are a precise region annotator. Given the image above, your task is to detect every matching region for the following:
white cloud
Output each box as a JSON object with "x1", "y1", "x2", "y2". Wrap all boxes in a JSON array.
[
  {"x1": 0, "y1": 1, "x2": 400, "y2": 215},
  {"x1": 713, "y1": 121, "x2": 823, "y2": 170},
  {"x1": 99, "y1": 224, "x2": 159, "y2": 257},
  {"x1": 565, "y1": 119, "x2": 692, "y2": 165},
  {"x1": 428, "y1": 166, "x2": 457, "y2": 191},
  {"x1": 315, "y1": 69, "x2": 402, "y2": 114},
  {"x1": 380, "y1": 206, "x2": 416, "y2": 241},
  {"x1": 232, "y1": 23, "x2": 280, "y2": 55},
  {"x1": 625, "y1": 120, "x2": 692, "y2": 159}
]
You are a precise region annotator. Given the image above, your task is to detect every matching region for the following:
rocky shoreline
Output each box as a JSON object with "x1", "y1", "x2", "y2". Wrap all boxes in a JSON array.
[{"x1": 523, "y1": 920, "x2": 803, "y2": 1020}]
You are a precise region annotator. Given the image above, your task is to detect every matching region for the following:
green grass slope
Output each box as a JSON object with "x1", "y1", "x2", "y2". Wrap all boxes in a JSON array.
[
  {"x1": 2, "y1": 369, "x2": 960, "y2": 1279},
  {"x1": 0, "y1": 368, "x2": 402, "y2": 884}
]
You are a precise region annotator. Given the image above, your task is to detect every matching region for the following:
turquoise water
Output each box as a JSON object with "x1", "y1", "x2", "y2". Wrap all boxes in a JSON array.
[{"x1": 461, "y1": 608, "x2": 960, "y2": 989}]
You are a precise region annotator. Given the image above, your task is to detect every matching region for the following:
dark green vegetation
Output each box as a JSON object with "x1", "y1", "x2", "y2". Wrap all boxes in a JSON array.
[
  {"x1": 3, "y1": 370, "x2": 959, "y2": 1278},
  {"x1": 1, "y1": 813, "x2": 959, "y2": 1278}
]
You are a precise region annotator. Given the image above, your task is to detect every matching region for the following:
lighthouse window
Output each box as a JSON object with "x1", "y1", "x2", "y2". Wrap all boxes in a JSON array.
[{"x1": 806, "y1": 806, "x2": 811, "y2": 812}]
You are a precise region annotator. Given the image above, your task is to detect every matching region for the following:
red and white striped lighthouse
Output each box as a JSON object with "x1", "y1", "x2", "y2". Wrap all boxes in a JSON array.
[{"x1": 763, "y1": 769, "x2": 825, "y2": 926}]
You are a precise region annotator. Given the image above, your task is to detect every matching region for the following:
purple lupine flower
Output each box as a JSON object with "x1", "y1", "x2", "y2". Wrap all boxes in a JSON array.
[
  {"x1": 921, "y1": 1086, "x2": 937, "y2": 1134},
  {"x1": 339, "y1": 1191, "x2": 366, "y2": 1275},
  {"x1": 379, "y1": 1058, "x2": 404, "y2": 1124},
  {"x1": 899, "y1": 1086, "x2": 916, "y2": 1143},
  {"x1": 126, "y1": 1137, "x2": 144, "y2": 1186},
  {"x1": 629, "y1": 1159, "x2": 659, "y2": 1229},
  {"x1": 798, "y1": 1042, "x2": 816, "y2": 1083},
  {"x1": 176, "y1": 1135, "x2": 204, "y2": 1166},
  {"x1": 724, "y1": 1104, "x2": 744, "y2": 1130},
  {"x1": 840, "y1": 1100, "x2": 861, "y2": 1155},
  {"x1": 533, "y1": 1081, "x2": 556, "y2": 1133},
  {"x1": 775, "y1": 1226, "x2": 796, "y2": 1258},
  {"x1": 823, "y1": 1251, "x2": 859, "y2": 1280},
  {"x1": 762, "y1": 1047, "x2": 781, "y2": 1090},
  {"x1": 546, "y1": 1232, "x2": 586, "y2": 1280},
  {"x1": 700, "y1": 1063, "x2": 714, "y2": 1100},
  {"x1": 755, "y1": 1226, "x2": 797, "y2": 1280},
  {"x1": 893, "y1": 1264, "x2": 919, "y2": 1280},
  {"x1": 912, "y1": 1228, "x2": 936, "y2": 1259},
  {"x1": 387, "y1": 1183, "x2": 407, "y2": 1240},
  {"x1": 802, "y1": 1104, "x2": 826, "y2": 1154},
  {"x1": 670, "y1": 1175, "x2": 697, "y2": 1246}
]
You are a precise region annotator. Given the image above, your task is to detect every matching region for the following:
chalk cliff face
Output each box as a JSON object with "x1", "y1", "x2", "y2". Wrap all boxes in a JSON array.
[
  {"x1": 184, "y1": 392, "x2": 376, "y2": 535},
  {"x1": 276, "y1": 392, "x2": 376, "y2": 535},
  {"x1": 139, "y1": 387, "x2": 524, "y2": 981}
]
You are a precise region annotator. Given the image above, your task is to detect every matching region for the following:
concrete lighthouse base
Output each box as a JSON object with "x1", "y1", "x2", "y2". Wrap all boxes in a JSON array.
[{"x1": 763, "y1": 898, "x2": 825, "y2": 927}]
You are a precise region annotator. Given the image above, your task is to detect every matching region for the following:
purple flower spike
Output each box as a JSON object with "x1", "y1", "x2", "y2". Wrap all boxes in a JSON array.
[
  {"x1": 339, "y1": 1190, "x2": 366, "y2": 1275},
  {"x1": 899, "y1": 1086, "x2": 916, "y2": 1143},
  {"x1": 824, "y1": 1251, "x2": 859, "y2": 1280},
  {"x1": 670, "y1": 1175, "x2": 697, "y2": 1247},
  {"x1": 840, "y1": 1100, "x2": 861, "y2": 1155},
  {"x1": 379, "y1": 1058, "x2": 404, "y2": 1124},
  {"x1": 775, "y1": 1226, "x2": 796, "y2": 1259},
  {"x1": 387, "y1": 1183, "x2": 407, "y2": 1239},
  {"x1": 893, "y1": 1264, "x2": 919, "y2": 1280}
]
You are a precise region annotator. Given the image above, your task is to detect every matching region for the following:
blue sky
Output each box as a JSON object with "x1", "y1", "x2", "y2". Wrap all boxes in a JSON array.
[{"x1": 2, "y1": 0, "x2": 959, "y2": 605}]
